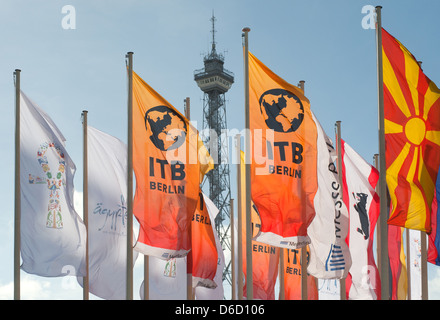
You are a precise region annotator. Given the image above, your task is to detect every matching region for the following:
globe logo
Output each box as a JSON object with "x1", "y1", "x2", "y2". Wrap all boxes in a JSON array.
[
  {"x1": 259, "y1": 89, "x2": 304, "y2": 133},
  {"x1": 144, "y1": 105, "x2": 187, "y2": 151}
]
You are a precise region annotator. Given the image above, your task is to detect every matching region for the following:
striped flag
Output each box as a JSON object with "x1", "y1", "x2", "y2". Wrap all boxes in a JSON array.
[
  {"x1": 428, "y1": 168, "x2": 440, "y2": 265},
  {"x1": 388, "y1": 225, "x2": 407, "y2": 300},
  {"x1": 382, "y1": 28, "x2": 440, "y2": 233},
  {"x1": 340, "y1": 139, "x2": 380, "y2": 299}
]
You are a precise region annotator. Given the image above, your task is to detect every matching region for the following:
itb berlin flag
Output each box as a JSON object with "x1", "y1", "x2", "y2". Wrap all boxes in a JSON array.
[
  {"x1": 20, "y1": 91, "x2": 86, "y2": 277},
  {"x1": 77, "y1": 126, "x2": 138, "y2": 299}
]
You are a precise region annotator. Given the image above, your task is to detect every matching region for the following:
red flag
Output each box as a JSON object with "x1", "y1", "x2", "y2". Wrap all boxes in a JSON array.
[
  {"x1": 341, "y1": 140, "x2": 381, "y2": 300},
  {"x1": 382, "y1": 28, "x2": 440, "y2": 233}
]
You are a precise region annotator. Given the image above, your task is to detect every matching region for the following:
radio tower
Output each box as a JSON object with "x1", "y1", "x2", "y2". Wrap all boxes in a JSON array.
[{"x1": 194, "y1": 14, "x2": 234, "y2": 289}]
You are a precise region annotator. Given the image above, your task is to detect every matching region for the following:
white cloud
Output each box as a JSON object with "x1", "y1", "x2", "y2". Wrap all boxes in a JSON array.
[
  {"x1": 429, "y1": 267, "x2": 440, "y2": 300},
  {"x1": 0, "y1": 275, "x2": 51, "y2": 300}
]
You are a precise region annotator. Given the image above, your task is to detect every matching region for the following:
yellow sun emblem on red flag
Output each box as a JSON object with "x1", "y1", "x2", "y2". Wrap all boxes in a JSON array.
[{"x1": 382, "y1": 28, "x2": 440, "y2": 233}]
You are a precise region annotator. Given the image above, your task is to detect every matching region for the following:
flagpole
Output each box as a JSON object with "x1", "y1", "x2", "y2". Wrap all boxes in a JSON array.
[
  {"x1": 242, "y1": 27, "x2": 253, "y2": 300},
  {"x1": 126, "y1": 51, "x2": 134, "y2": 300},
  {"x1": 14, "y1": 69, "x2": 21, "y2": 301},
  {"x1": 82, "y1": 110, "x2": 89, "y2": 300},
  {"x1": 279, "y1": 249, "x2": 285, "y2": 300},
  {"x1": 230, "y1": 198, "x2": 236, "y2": 300},
  {"x1": 421, "y1": 231, "x2": 428, "y2": 299},
  {"x1": 235, "y1": 134, "x2": 244, "y2": 300},
  {"x1": 184, "y1": 97, "x2": 194, "y2": 300},
  {"x1": 406, "y1": 228, "x2": 411, "y2": 300},
  {"x1": 298, "y1": 80, "x2": 308, "y2": 301},
  {"x1": 375, "y1": 5, "x2": 390, "y2": 300},
  {"x1": 335, "y1": 120, "x2": 347, "y2": 300},
  {"x1": 415, "y1": 59, "x2": 429, "y2": 301}
]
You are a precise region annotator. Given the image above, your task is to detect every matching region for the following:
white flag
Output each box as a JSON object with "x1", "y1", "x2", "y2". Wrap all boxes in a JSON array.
[
  {"x1": 78, "y1": 126, "x2": 138, "y2": 299},
  {"x1": 20, "y1": 91, "x2": 86, "y2": 277},
  {"x1": 140, "y1": 257, "x2": 187, "y2": 300},
  {"x1": 409, "y1": 229, "x2": 422, "y2": 300},
  {"x1": 307, "y1": 113, "x2": 351, "y2": 279},
  {"x1": 341, "y1": 139, "x2": 380, "y2": 300},
  {"x1": 318, "y1": 279, "x2": 341, "y2": 300}
]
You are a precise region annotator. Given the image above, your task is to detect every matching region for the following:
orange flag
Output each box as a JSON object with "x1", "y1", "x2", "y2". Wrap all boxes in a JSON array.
[
  {"x1": 240, "y1": 151, "x2": 279, "y2": 299},
  {"x1": 132, "y1": 71, "x2": 213, "y2": 259},
  {"x1": 382, "y1": 28, "x2": 440, "y2": 233},
  {"x1": 241, "y1": 203, "x2": 280, "y2": 300},
  {"x1": 190, "y1": 192, "x2": 218, "y2": 289},
  {"x1": 282, "y1": 248, "x2": 318, "y2": 300},
  {"x1": 248, "y1": 52, "x2": 318, "y2": 248}
]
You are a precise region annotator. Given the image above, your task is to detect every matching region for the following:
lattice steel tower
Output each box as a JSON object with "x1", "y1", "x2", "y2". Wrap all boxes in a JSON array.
[{"x1": 194, "y1": 14, "x2": 234, "y2": 288}]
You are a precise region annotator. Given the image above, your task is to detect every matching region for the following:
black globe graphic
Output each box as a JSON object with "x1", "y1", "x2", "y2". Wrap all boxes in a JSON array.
[
  {"x1": 144, "y1": 106, "x2": 187, "y2": 151},
  {"x1": 259, "y1": 89, "x2": 304, "y2": 133}
]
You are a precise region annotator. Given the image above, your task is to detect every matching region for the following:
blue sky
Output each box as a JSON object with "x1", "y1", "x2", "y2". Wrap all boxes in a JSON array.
[{"x1": 1, "y1": 0, "x2": 440, "y2": 299}]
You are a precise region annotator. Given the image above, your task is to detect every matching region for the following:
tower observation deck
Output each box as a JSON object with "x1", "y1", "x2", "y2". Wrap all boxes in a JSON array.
[{"x1": 194, "y1": 14, "x2": 234, "y2": 291}]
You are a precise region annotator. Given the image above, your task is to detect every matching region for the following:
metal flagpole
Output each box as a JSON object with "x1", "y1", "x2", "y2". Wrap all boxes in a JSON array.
[
  {"x1": 279, "y1": 249, "x2": 285, "y2": 300},
  {"x1": 143, "y1": 69, "x2": 149, "y2": 301},
  {"x1": 242, "y1": 27, "x2": 253, "y2": 300},
  {"x1": 417, "y1": 60, "x2": 428, "y2": 301},
  {"x1": 421, "y1": 231, "x2": 428, "y2": 299},
  {"x1": 335, "y1": 120, "x2": 346, "y2": 300},
  {"x1": 184, "y1": 97, "x2": 194, "y2": 300},
  {"x1": 406, "y1": 228, "x2": 411, "y2": 300},
  {"x1": 298, "y1": 80, "x2": 308, "y2": 300},
  {"x1": 82, "y1": 110, "x2": 89, "y2": 300},
  {"x1": 230, "y1": 198, "x2": 236, "y2": 300},
  {"x1": 375, "y1": 6, "x2": 390, "y2": 300},
  {"x1": 236, "y1": 134, "x2": 244, "y2": 300},
  {"x1": 14, "y1": 69, "x2": 21, "y2": 301},
  {"x1": 126, "y1": 51, "x2": 134, "y2": 300}
]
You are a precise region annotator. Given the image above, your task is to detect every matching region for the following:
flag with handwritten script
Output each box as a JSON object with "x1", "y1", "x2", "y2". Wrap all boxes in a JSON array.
[
  {"x1": 20, "y1": 91, "x2": 86, "y2": 277},
  {"x1": 77, "y1": 126, "x2": 138, "y2": 299}
]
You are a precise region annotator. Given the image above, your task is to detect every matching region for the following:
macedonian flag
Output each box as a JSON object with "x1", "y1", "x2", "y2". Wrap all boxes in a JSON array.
[{"x1": 382, "y1": 28, "x2": 440, "y2": 233}]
